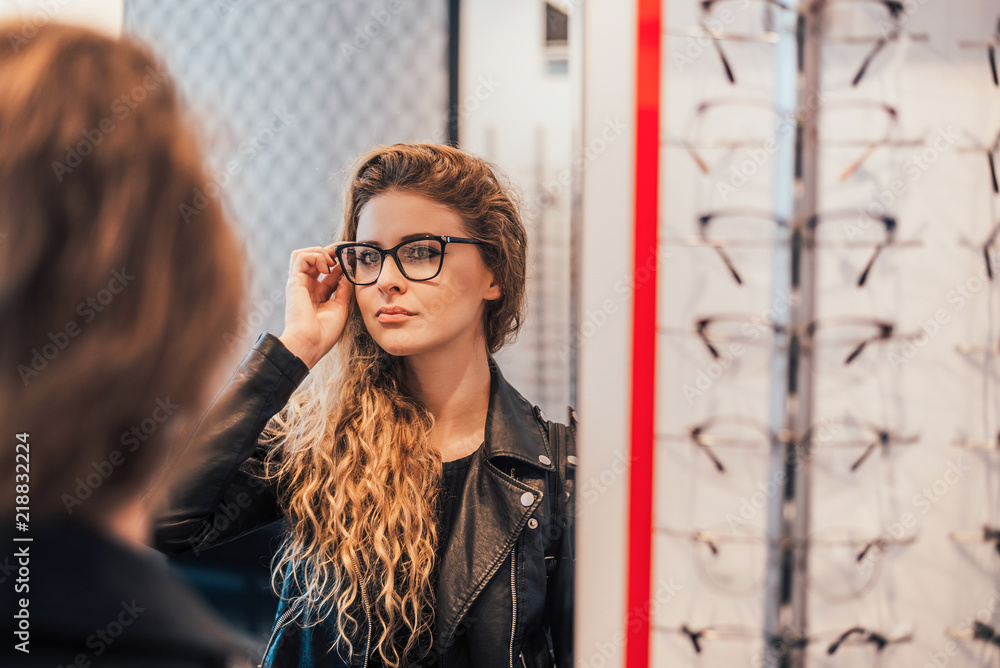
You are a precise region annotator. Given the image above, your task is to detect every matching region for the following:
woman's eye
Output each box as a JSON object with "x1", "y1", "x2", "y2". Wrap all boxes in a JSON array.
[
  {"x1": 358, "y1": 250, "x2": 381, "y2": 265},
  {"x1": 403, "y1": 245, "x2": 439, "y2": 260}
]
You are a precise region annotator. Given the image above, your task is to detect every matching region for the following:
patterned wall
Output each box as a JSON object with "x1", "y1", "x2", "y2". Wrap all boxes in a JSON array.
[{"x1": 124, "y1": 0, "x2": 450, "y2": 353}]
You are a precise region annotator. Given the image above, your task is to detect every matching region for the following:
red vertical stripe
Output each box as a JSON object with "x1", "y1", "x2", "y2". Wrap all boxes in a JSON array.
[{"x1": 626, "y1": 0, "x2": 661, "y2": 666}]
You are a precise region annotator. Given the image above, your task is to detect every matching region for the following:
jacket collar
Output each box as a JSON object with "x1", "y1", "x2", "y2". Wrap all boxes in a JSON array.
[
  {"x1": 481, "y1": 356, "x2": 555, "y2": 471},
  {"x1": 433, "y1": 357, "x2": 553, "y2": 650}
]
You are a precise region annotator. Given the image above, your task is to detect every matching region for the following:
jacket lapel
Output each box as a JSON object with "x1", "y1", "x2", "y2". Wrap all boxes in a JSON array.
[{"x1": 433, "y1": 358, "x2": 556, "y2": 651}]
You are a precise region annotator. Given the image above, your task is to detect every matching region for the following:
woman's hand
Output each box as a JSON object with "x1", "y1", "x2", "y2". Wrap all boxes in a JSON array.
[{"x1": 278, "y1": 244, "x2": 353, "y2": 369}]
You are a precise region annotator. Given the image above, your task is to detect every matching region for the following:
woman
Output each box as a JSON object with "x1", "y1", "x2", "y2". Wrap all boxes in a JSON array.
[
  {"x1": 0, "y1": 21, "x2": 254, "y2": 668},
  {"x1": 154, "y1": 143, "x2": 576, "y2": 668}
]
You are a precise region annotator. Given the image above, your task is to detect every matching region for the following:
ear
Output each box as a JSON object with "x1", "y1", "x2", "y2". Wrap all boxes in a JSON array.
[{"x1": 484, "y1": 274, "x2": 501, "y2": 301}]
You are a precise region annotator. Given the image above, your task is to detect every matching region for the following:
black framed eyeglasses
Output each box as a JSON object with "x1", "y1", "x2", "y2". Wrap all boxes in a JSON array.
[
  {"x1": 333, "y1": 235, "x2": 488, "y2": 286},
  {"x1": 695, "y1": 207, "x2": 899, "y2": 288}
]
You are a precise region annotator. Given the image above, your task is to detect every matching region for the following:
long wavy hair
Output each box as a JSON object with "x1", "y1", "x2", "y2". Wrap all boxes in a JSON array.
[{"x1": 263, "y1": 143, "x2": 528, "y2": 666}]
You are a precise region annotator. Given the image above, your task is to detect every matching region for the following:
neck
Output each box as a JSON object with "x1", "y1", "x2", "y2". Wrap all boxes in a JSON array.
[{"x1": 404, "y1": 337, "x2": 492, "y2": 461}]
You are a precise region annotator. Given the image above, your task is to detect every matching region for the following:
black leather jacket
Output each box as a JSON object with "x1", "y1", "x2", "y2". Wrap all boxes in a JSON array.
[{"x1": 153, "y1": 333, "x2": 575, "y2": 668}]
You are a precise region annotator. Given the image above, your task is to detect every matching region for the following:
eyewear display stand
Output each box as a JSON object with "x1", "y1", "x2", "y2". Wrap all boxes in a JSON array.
[{"x1": 763, "y1": 3, "x2": 821, "y2": 667}]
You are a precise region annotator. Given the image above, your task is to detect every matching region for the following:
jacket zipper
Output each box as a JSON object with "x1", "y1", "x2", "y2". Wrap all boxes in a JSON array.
[
  {"x1": 351, "y1": 550, "x2": 373, "y2": 668},
  {"x1": 257, "y1": 599, "x2": 301, "y2": 668},
  {"x1": 509, "y1": 539, "x2": 518, "y2": 668},
  {"x1": 509, "y1": 466, "x2": 519, "y2": 668}
]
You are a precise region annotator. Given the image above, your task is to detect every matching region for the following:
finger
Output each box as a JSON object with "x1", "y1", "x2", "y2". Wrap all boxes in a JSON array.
[
  {"x1": 333, "y1": 273, "x2": 353, "y2": 305},
  {"x1": 289, "y1": 246, "x2": 334, "y2": 272},
  {"x1": 291, "y1": 251, "x2": 334, "y2": 280},
  {"x1": 314, "y1": 271, "x2": 338, "y2": 302}
]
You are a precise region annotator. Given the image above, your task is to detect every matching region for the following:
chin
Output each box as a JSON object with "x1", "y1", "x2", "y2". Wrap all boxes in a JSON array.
[{"x1": 368, "y1": 330, "x2": 426, "y2": 357}]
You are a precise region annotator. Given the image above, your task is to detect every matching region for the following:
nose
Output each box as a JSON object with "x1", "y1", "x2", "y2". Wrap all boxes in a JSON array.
[{"x1": 376, "y1": 251, "x2": 407, "y2": 294}]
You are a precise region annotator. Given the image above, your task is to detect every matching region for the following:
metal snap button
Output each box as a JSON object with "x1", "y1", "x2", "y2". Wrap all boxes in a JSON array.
[
  {"x1": 567, "y1": 455, "x2": 578, "y2": 466},
  {"x1": 527, "y1": 518, "x2": 538, "y2": 529},
  {"x1": 538, "y1": 454, "x2": 551, "y2": 466},
  {"x1": 520, "y1": 491, "x2": 534, "y2": 506}
]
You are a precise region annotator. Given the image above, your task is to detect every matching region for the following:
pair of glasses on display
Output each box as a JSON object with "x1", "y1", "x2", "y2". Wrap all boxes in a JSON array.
[
  {"x1": 656, "y1": 525, "x2": 916, "y2": 599},
  {"x1": 659, "y1": 414, "x2": 918, "y2": 474},
  {"x1": 661, "y1": 314, "x2": 914, "y2": 375},
  {"x1": 692, "y1": 0, "x2": 928, "y2": 87},
  {"x1": 656, "y1": 623, "x2": 912, "y2": 655},
  {"x1": 958, "y1": 17, "x2": 1000, "y2": 87},
  {"x1": 686, "y1": 208, "x2": 912, "y2": 288},
  {"x1": 675, "y1": 98, "x2": 920, "y2": 182},
  {"x1": 333, "y1": 235, "x2": 489, "y2": 286}
]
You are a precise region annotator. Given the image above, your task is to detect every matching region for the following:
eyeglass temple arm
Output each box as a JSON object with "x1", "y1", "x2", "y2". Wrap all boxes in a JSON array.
[
  {"x1": 713, "y1": 246, "x2": 743, "y2": 284},
  {"x1": 847, "y1": 429, "x2": 892, "y2": 472},
  {"x1": 696, "y1": 320, "x2": 722, "y2": 359},
  {"x1": 990, "y1": 43, "x2": 998, "y2": 87},
  {"x1": 857, "y1": 243, "x2": 884, "y2": 287},
  {"x1": 984, "y1": 222, "x2": 1000, "y2": 280},
  {"x1": 839, "y1": 141, "x2": 880, "y2": 182},
  {"x1": 852, "y1": 38, "x2": 888, "y2": 87},
  {"x1": 690, "y1": 428, "x2": 727, "y2": 473},
  {"x1": 989, "y1": 151, "x2": 999, "y2": 194},
  {"x1": 710, "y1": 38, "x2": 736, "y2": 84},
  {"x1": 680, "y1": 625, "x2": 704, "y2": 653}
]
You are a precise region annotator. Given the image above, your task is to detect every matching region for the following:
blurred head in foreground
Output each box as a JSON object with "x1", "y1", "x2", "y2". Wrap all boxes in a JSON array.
[{"x1": 0, "y1": 21, "x2": 246, "y2": 531}]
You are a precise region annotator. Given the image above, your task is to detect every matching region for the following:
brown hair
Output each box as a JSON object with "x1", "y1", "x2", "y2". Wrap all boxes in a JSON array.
[
  {"x1": 0, "y1": 22, "x2": 246, "y2": 522},
  {"x1": 264, "y1": 143, "x2": 527, "y2": 666}
]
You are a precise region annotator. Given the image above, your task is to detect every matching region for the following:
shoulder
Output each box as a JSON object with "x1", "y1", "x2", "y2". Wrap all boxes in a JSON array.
[{"x1": 530, "y1": 405, "x2": 577, "y2": 471}]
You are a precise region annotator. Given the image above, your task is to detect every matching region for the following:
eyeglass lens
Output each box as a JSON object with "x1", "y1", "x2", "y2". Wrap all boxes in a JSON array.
[{"x1": 340, "y1": 239, "x2": 444, "y2": 284}]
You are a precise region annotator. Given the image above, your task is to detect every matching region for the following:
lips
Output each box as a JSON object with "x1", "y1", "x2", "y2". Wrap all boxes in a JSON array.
[
  {"x1": 376, "y1": 306, "x2": 416, "y2": 316},
  {"x1": 376, "y1": 306, "x2": 416, "y2": 324}
]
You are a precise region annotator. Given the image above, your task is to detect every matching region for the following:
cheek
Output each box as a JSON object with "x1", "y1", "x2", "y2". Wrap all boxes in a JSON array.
[{"x1": 418, "y1": 279, "x2": 483, "y2": 324}]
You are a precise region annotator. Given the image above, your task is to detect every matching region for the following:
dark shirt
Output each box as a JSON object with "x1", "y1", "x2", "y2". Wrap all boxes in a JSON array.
[
  {"x1": 367, "y1": 445, "x2": 480, "y2": 668},
  {"x1": 0, "y1": 516, "x2": 255, "y2": 668}
]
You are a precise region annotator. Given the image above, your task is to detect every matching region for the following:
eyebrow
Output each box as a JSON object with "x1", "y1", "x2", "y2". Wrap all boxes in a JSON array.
[{"x1": 355, "y1": 232, "x2": 438, "y2": 246}]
